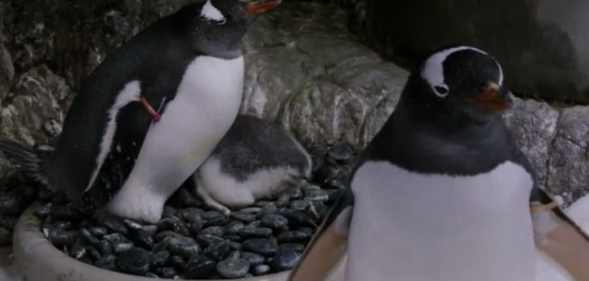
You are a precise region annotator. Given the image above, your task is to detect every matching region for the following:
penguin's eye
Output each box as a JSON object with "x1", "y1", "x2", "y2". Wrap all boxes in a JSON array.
[{"x1": 433, "y1": 85, "x2": 449, "y2": 97}]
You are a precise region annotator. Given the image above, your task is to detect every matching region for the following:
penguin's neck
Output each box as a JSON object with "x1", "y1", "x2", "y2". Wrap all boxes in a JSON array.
[{"x1": 370, "y1": 100, "x2": 513, "y2": 175}]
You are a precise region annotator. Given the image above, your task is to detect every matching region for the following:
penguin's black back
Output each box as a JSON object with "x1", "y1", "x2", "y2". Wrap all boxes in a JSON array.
[{"x1": 46, "y1": 4, "x2": 205, "y2": 200}]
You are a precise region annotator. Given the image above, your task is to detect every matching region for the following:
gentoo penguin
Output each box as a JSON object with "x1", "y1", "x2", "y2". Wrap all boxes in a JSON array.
[
  {"x1": 289, "y1": 46, "x2": 589, "y2": 281},
  {"x1": 0, "y1": 0, "x2": 282, "y2": 223},
  {"x1": 194, "y1": 114, "x2": 312, "y2": 214}
]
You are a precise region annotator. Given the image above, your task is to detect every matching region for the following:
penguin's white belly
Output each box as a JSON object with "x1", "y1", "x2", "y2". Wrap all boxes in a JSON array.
[
  {"x1": 108, "y1": 55, "x2": 244, "y2": 222},
  {"x1": 347, "y1": 161, "x2": 535, "y2": 281}
]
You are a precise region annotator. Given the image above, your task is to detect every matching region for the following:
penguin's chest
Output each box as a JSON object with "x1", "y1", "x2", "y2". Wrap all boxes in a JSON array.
[
  {"x1": 125, "y1": 55, "x2": 245, "y2": 189},
  {"x1": 347, "y1": 161, "x2": 536, "y2": 281}
]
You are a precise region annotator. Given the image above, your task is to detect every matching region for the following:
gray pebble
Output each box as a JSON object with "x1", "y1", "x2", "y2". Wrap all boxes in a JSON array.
[
  {"x1": 117, "y1": 247, "x2": 152, "y2": 275},
  {"x1": 217, "y1": 252, "x2": 250, "y2": 279},
  {"x1": 243, "y1": 238, "x2": 278, "y2": 256}
]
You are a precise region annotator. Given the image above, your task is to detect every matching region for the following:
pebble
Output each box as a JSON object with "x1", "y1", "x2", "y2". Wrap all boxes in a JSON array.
[
  {"x1": 241, "y1": 251, "x2": 265, "y2": 266},
  {"x1": 157, "y1": 216, "x2": 190, "y2": 237},
  {"x1": 0, "y1": 193, "x2": 22, "y2": 216},
  {"x1": 231, "y1": 211, "x2": 258, "y2": 223},
  {"x1": 151, "y1": 250, "x2": 170, "y2": 267},
  {"x1": 47, "y1": 228, "x2": 78, "y2": 246},
  {"x1": 253, "y1": 264, "x2": 271, "y2": 275},
  {"x1": 271, "y1": 247, "x2": 302, "y2": 271},
  {"x1": 117, "y1": 248, "x2": 152, "y2": 275},
  {"x1": 154, "y1": 267, "x2": 177, "y2": 279},
  {"x1": 239, "y1": 226, "x2": 273, "y2": 238},
  {"x1": 278, "y1": 229, "x2": 313, "y2": 243},
  {"x1": 203, "y1": 240, "x2": 232, "y2": 261},
  {"x1": 163, "y1": 235, "x2": 200, "y2": 258},
  {"x1": 217, "y1": 252, "x2": 250, "y2": 279},
  {"x1": 203, "y1": 210, "x2": 228, "y2": 226},
  {"x1": 242, "y1": 238, "x2": 278, "y2": 256},
  {"x1": 184, "y1": 257, "x2": 217, "y2": 279}
]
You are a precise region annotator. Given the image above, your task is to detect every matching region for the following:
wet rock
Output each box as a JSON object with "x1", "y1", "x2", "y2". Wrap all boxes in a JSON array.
[
  {"x1": 197, "y1": 234, "x2": 225, "y2": 247},
  {"x1": 278, "y1": 229, "x2": 313, "y2": 243},
  {"x1": 163, "y1": 235, "x2": 200, "y2": 258},
  {"x1": 253, "y1": 264, "x2": 271, "y2": 276},
  {"x1": 290, "y1": 200, "x2": 310, "y2": 211},
  {"x1": 88, "y1": 226, "x2": 108, "y2": 237},
  {"x1": 157, "y1": 216, "x2": 189, "y2": 236},
  {"x1": 239, "y1": 226, "x2": 273, "y2": 238},
  {"x1": 117, "y1": 247, "x2": 152, "y2": 275},
  {"x1": 243, "y1": 238, "x2": 278, "y2": 256},
  {"x1": 113, "y1": 242, "x2": 134, "y2": 253},
  {"x1": 231, "y1": 211, "x2": 258, "y2": 223},
  {"x1": 224, "y1": 221, "x2": 245, "y2": 234},
  {"x1": 47, "y1": 228, "x2": 77, "y2": 246},
  {"x1": 261, "y1": 214, "x2": 289, "y2": 230},
  {"x1": 184, "y1": 257, "x2": 217, "y2": 279},
  {"x1": 154, "y1": 267, "x2": 176, "y2": 279},
  {"x1": 95, "y1": 255, "x2": 117, "y2": 270},
  {"x1": 280, "y1": 243, "x2": 306, "y2": 253},
  {"x1": 129, "y1": 228, "x2": 155, "y2": 249},
  {"x1": 217, "y1": 252, "x2": 250, "y2": 279},
  {"x1": 169, "y1": 255, "x2": 187, "y2": 271},
  {"x1": 241, "y1": 251, "x2": 265, "y2": 266},
  {"x1": 203, "y1": 240, "x2": 232, "y2": 261},
  {"x1": 201, "y1": 226, "x2": 225, "y2": 237},
  {"x1": 151, "y1": 250, "x2": 170, "y2": 267},
  {"x1": 203, "y1": 210, "x2": 228, "y2": 226},
  {"x1": 271, "y1": 246, "x2": 302, "y2": 271},
  {"x1": 96, "y1": 214, "x2": 128, "y2": 235}
]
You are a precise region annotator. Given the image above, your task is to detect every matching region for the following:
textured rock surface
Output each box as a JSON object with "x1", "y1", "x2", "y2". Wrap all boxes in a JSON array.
[
  {"x1": 547, "y1": 106, "x2": 589, "y2": 198},
  {"x1": 242, "y1": 3, "x2": 407, "y2": 148}
]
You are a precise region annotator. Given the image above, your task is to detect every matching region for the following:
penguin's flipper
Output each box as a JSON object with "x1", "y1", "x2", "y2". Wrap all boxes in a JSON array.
[
  {"x1": 531, "y1": 187, "x2": 589, "y2": 281},
  {"x1": 289, "y1": 188, "x2": 354, "y2": 281},
  {"x1": 0, "y1": 139, "x2": 48, "y2": 186}
]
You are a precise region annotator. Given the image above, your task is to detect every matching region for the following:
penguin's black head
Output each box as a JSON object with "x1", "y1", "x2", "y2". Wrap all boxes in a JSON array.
[
  {"x1": 191, "y1": 0, "x2": 281, "y2": 58},
  {"x1": 407, "y1": 46, "x2": 511, "y2": 124}
]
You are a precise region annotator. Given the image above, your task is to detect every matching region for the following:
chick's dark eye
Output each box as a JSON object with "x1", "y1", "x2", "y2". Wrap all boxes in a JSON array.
[{"x1": 434, "y1": 86, "x2": 449, "y2": 95}]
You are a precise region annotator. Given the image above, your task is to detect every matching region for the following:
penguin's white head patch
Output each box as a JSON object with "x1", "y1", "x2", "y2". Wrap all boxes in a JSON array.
[
  {"x1": 201, "y1": 0, "x2": 226, "y2": 22},
  {"x1": 421, "y1": 46, "x2": 503, "y2": 98}
]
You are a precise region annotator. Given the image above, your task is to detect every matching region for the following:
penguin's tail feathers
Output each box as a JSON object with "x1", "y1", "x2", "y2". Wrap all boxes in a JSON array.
[{"x1": 0, "y1": 139, "x2": 49, "y2": 186}]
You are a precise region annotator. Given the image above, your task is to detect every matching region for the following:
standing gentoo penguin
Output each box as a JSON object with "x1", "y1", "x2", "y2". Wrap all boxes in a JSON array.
[
  {"x1": 195, "y1": 115, "x2": 312, "y2": 215},
  {"x1": 0, "y1": 0, "x2": 282, "y2": 223},
  {"x1": 289, "y1": 46, "x2": 589, "y2": 281}
]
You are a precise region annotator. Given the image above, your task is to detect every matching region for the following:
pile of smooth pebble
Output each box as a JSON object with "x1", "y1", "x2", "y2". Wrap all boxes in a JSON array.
[{"x1": 31, "y1": 143, "x2": 356, "y2": 279}]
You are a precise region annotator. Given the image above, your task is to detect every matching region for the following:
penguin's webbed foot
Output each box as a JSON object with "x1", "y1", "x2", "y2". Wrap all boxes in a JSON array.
[
  {"x1": 106, "y1": 187, "x2": 165, "y2": 224},
  {"x1": 197, "y1": 185, "x2": 232, "y2": 215}
]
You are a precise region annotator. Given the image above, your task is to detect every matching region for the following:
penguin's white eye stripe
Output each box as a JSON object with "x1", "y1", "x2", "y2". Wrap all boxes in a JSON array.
[
  {"x1": 421, "y1": 46, "x2": 487, "y2": 95},
  {"x1": 201, "y1": 0, "x2": 226, "y2": 22}
]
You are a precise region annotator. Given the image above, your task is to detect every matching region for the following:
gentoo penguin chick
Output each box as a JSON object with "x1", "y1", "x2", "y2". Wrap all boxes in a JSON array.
[
  {"x1": 289, "y1": 46, "x2": 589, "y2": 281},
  {"x1": 194, "y1": 115, "x2": 312, "y2": 215},
  {"x1": 0, "y1": 0, "x2": 282, "y2": 223}
]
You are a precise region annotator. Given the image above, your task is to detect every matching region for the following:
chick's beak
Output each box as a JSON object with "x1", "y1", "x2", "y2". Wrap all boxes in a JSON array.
[
  {"x1": 246, "y1": 0, "x2": 282, "y2": 15},
  {"x1": 470, "y1": 82, "x2": 512, "y2": 112}
]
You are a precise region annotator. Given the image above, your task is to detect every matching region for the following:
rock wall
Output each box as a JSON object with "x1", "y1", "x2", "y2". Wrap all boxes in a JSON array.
[{"x1": 0, "y1": 1, "x2": 587, "y2": 201}]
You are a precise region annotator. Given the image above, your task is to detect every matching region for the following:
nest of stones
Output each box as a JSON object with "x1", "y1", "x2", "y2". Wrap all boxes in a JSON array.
[{"x1": 30, "y1": 143, "x2": 355, "y2": 279}]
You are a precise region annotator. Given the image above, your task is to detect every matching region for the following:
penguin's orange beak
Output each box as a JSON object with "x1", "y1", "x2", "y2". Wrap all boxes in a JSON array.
[
  {"x1": 246, "y1": 0, "x2": 282, "y2": 15},
  {"x1": 470, "y1": 82, "x2": 512, "y2": 112}
]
